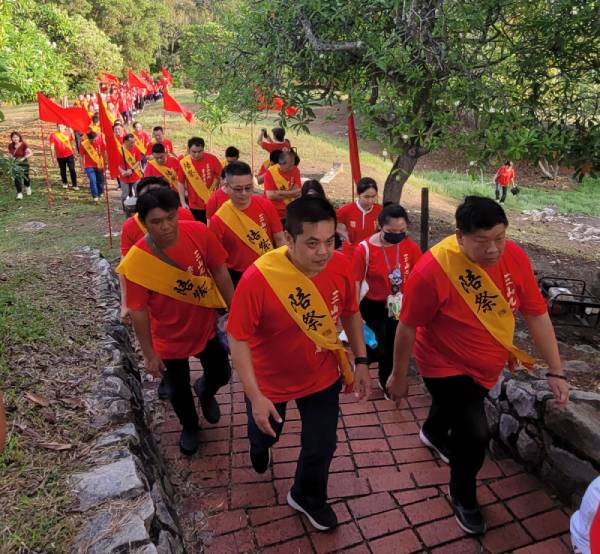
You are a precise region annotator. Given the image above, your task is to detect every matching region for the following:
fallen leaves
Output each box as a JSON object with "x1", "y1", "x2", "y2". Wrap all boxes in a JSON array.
[{"x1": 24, "y1": 391, "x2": 50, "y2": 408}]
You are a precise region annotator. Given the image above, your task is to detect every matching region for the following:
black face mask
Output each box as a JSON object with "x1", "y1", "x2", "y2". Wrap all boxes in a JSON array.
[{"x1": 383, "y1": 231, "x2": 406, "y2": 244}]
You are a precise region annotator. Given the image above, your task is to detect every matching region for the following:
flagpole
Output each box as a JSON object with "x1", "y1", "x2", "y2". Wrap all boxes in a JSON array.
[
  {"x1": 102, "y1": 167, "x2": 113, "y2": 249},
  {"x1": 39, "y1": 120, "x2": 53, "y2": 209}
]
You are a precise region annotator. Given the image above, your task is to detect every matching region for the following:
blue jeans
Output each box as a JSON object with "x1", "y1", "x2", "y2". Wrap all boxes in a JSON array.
[{"x1": 85, "y1": 167, "x2": 104, "y2": 198}]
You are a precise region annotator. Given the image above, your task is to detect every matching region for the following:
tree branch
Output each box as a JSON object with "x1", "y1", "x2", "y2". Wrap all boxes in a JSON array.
[{"x1": 298, "y1": 10, "x2": 364, "y2": 52}]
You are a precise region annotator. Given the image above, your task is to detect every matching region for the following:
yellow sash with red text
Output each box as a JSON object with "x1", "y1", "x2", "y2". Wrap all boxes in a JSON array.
[
  {"x1": 133, "y1": 133, "x2": 147, "y2": 157},
  {"x1": 254, "y1": 246, "x2": 354, "y2": 388},
  {"x1": 116, "y1": 245, "x2": 226, "y2": 308},
  {"x1": 430, "y1": 235, "x2": 534, "y2": 368},
  {"x1": 54, "y1": 132, "x2": 73, "y2": 153},
  {"x1": 122, "y1": 146, "x2": 143, "y2": 178},
  {"x1": 215, "y1": 200, "x2": 273, "y2": 257},
  {"x1": 148, "y1": 159, "x2": 178, "y2": 190},
  {"x1": 81, "y1": 137, "x2": 103, "y2": 168},
  {"x1": 268, "y1": 164, "x2": 295, "y2": 204},
  {"x1": 180, "y1": 155, "x2": 212, "y2": 202}
]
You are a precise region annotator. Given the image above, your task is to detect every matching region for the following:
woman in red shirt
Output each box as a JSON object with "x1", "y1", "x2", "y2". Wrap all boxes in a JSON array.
[
  {"x1": 353, "y1": 203, "x2": 422, "y2": 393},
  {"x1": 7, "y1": 131, "x2": 33, "y2": 200},
  {"x1": 494, "y1": 160, "x2": 515, "y2": 204},
  {"x1": 337, "y1": 177, "x2": 383, "y2": 259}
]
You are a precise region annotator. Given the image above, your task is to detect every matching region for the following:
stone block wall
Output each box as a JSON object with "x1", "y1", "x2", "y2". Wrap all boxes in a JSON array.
[{"x1": 486, "y1": 370, "x2": 600, "y2": 507}]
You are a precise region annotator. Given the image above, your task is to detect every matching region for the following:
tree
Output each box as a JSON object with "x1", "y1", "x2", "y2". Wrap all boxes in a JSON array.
[{"x1": 184, "y1": 0, "x2": 600, "y2": 201}]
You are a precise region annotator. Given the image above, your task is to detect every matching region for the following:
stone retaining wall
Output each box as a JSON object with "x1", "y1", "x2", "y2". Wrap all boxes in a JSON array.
[
  {"x1": 69, "y1": 248, "x2": 184, "y2": 553},
  {"x1": 486, "y1": 369, "x2": 600, "y2": 507}
]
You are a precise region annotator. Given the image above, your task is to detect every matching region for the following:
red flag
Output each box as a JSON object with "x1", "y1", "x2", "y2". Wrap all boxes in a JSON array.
[
  {"x1": 37, "y1": 92, "x2": 91, "y2": 133},
  {"x1": 127, "y1": 69, "x2": 150, "y2": 91},
  {"x1": 97, "y1": 72, "x2": 120, "y2": 85},
  {"x1": 347, "y1": 107, "x2": 361, "y2": 190},
  {"x1": 97, "y1": 93, "x2": 123, "y2": 180},
  {"x1": 285, "y1": 106, "x2": 299, "y2": 117},
  {"x1": 162, "y1": 87, "x2": 194, "y2": 123},
  {"x1": 161, "y1": 67, "x2": 174, "y2": 84},
  {"x1": 141, "y1": 70, "x2": 154, "y2": 84}
]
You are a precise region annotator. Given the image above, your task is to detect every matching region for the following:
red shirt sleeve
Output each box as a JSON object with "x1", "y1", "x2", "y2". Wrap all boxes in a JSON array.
[
  {"x1": 178, "y1": 207, "x2": 194, "y2": 221},
  {"x1": 203, "y1": 226, "x2": 228, "y2": 271},
  {"x1": 210, "y1": 154, "x2": 222, "y2": 176},
  {"x1": 227, "y1": 270, "x2": 263, "y2": 341},
  {"x1": 176, "y1": 161, "x2": 185, "y2": 183},
  {"x1": 352, "y1": 242, "x2": 367, "y2": 283},
  {"x1": 125, "y1": 278, "x2": 151, "y2": 310},
  {"x1": 263, "y1": 170, "x2": 275, "y2": 192},
  {"x1": 512, "y1": 247, "x2": 547, "y2": 316},
  {"x1": 399, "y1": 262, "x2": 442, "y2": 328},
  {"x1": 264, "y1": 199, "x2": 283, "y2": 233}
]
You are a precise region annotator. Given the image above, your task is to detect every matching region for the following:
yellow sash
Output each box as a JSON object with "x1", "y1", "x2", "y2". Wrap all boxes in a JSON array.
[
  {"x1": 122, "y1": 146, "x2": 143, "y2": 178},
  {"x1": 254, "y1": 246, "x2": 354, "y2": 387},
  {"x1": 90, "y1": 124, "x2": 101, "y2": 134},
  {"x1": 215, "y1": 200, "x2": 273, "y2": 257},
  {"x1": 81, "y1": 137, "x2": 103, "y2": 168},
  {"x1": 54, "y1": 132, "x2": 72, "y2": 152},
  {"x1": 180, "y1": 155, "x2": 212, "y2": 202},
  {"x1": 133, "y1": 133, "x2": 147, "y2": 156},
  {"x1": 148, "y1": 159, "x2": 178, "y2": 189},
  {"x1": 133, "y1": 213, "x2": 147, "y2": 234},
  {"x1": 430, "y1": 235, "x2": 534, "y2": 368},
  {"x1": 268, "y1": 164, "x2": 296, "y2": 204},
  {"x1": 116, "y1": 244, "x2": 226, "y2": 308}
]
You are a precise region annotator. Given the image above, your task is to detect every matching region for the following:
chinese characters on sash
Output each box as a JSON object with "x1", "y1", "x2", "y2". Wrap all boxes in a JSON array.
[
  {"x1": 174, "y1": 278, "x2": 209, "y2": 300},
  {"x1": 288, "y1": 286, "x2": 327, "y2": 332},
  {"x1": 459, "y1": 268, "x2": 499, "y2": 314}
]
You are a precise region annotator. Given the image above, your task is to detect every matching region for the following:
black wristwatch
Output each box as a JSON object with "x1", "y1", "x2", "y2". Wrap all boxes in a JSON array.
[{"x1": 354, "y1": 356, "x2": 369, "y2": 366}]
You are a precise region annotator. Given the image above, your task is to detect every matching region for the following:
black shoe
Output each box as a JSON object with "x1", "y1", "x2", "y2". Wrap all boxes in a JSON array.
[
  {"x1": 250, "y1": 447, "x2": 271, "y2": 474},
  {"x1": 194, "y1": 377, "x2": 221, "y2": 424},
  {"x1": 179, "y1": 427, "x2": 200, "y2": 456},
  {"x1": 157, "y1": 376, "x2": 172, "y2": 400},
  {"x1": 287, "y1": 490, "x2": 338, "y2": 531},
  {"x1": 449, "y1": 493, "x2": 486, "y2": 535},
  {"x1": 419, "y1": 427, "x2": 450, "y2": 464}
]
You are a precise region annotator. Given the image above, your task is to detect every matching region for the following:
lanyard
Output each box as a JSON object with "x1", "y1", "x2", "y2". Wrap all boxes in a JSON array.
[
  {"x1": 382, "y1": 243, "x2": 402, "y2": 295},
  {"x1": 381, "y1": 243, "x2": 400, "y2": 273}
]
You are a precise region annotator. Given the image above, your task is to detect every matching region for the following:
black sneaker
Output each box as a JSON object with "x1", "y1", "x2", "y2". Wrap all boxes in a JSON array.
[
  {"x1": 250, "y1": 447, "x2": 271, "y2": 474},
  {"x1": 286, "y1": 490, "x2": 338, "y2": 531},
  {"x1": 194, "y1": 377, "x2": 221, "y2": 424},
  {"x1": 449, "y1": 491, "x2": 486, "y2": 535},
  {"x1": 419, "y1": 427, "x2": 450, "y2": 464},
  {"x1": 157, "y1": 376, "x2": 172, "y2": 400},
  {"x1": 179, "y1": 427, "x2": 200, "y2": 456}
]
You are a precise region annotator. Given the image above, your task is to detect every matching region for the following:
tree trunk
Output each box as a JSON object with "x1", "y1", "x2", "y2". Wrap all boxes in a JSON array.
[
  {"x1": 383, "y1": 150, "x2": 421, "y2": 204},
  {"x1": 538, "y1": 158, "x2": 560, "y2": 180}
]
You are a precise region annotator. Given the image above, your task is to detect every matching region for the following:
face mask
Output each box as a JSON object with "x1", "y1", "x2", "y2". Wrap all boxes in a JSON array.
[{"x1": 382, "y1": 231, "x2": 406, "y2": 244}]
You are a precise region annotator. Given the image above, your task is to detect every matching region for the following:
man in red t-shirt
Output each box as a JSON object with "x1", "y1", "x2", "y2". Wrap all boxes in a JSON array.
[
  {"x1": 210, "y1": 161, "x2": 285, "y2": 286},
  {"x1": 119, "y1": 133, "x2": 143, "y2": 211},
  {"x1": 177, "y1": 136, "x2": 223, "y2": 223},
  {"x1": 146, "y1": 126, "x2": 175, "y2": 158},
  {"x1": 78, "y1": 130, "x2": 106, "y2": 201},
  {"x1": 133, "y1": 121, "x2": 151, "y2": 159},
  {"x1": 144, "y1": 143, "x2": 180, "y2": 190},
  {"x1": 227, "y1": 196, "x2": 370, "y2": 531},
  {"x1": 494, "y1": 160, "x2": 515, "y2": 204},
  {"x1": 257, "y1": 127, "x2": 291, "y2": 153},
  {"x1": 49, "y1": 124, "x2": 78, "y2": 190},
  {"x1": 263, "y1": 150, "x2": 302, "y2": 223},
  {"x1": 120, "y1": 187, "x2": 235, "y2": 455},
  {"x1": 388, "y1": 196, "x2": 569, "y2": 535}
]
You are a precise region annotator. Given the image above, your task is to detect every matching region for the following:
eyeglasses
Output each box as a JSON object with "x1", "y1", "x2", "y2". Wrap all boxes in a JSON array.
[{"x1": 230, "y1": 185, "x2": 253, "y2": 193}]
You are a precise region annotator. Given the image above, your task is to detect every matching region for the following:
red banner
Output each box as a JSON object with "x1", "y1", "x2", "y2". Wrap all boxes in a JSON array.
[
  {"x1": 37, "y1": 92, "x2": 91, "y2": 132},
  {"x1": 347, "y1": 108, "x2": 361, "y2": 189},
  {"x1": 141, "y1": 70, "x2": 154, "y2": 84},
  {"x1": 162, "y1": 87, "x2": 194, "y2": 123},
  {"x1": 97, "y1": 93, "x2": 123, "y2": 180},
  {"x1": 97, "y1": 72, "x2": 120, "y2": 85},
  {"x1": 161, "y1": 66, "x2": 174, "y2": 84},
  {"x1": 127, "y1": 69, "x2": 150, "y2": 91}
]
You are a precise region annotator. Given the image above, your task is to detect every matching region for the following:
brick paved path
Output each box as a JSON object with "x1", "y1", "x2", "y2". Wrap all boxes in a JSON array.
[{"x1": 155, "y1": 362, "x2": 573, "y2": 553}]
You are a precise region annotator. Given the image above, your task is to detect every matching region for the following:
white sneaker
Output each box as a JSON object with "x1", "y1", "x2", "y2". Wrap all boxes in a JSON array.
[
  {"x1": 25, "y1": 186, "x2": 32, "y2": 196},
  {"x1": 93, "y1": 197, "x2": 99, "y2": 203},
  {"x1": 16, "y1": 192, "x2": 23, "y2": 200},
  {"x1": 62, "y1": 184, "x2": 68, "y2": 189}
]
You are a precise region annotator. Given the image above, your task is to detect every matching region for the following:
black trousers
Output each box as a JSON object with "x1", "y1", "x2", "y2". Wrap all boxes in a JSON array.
[
  {"x1": 495, "y1": 184, "x2": 507, "y2": 202},
  {"x1": 58, "y1": 155, "x2": 77, "y2": 187},
  {"x1": 360, "y1": 297, "x2": 398, "y2": 388},
  {"x1": 14, "y1": 162, "x2": 30, "y2": 193},
  {"x1": 190, "y1": 208, "x2": 207, "y2": 224},
  {"x1": 247, "y1": 379, "x2": 341, "y2": 509},
  {"x1": 422, "y1": 375, "x2": 490, "y2": 508},
  {"x1": 228, "y1": 268, "x2": 243, "y2": 288},
  {"x1": 162, "y1": 336, "x2": 231, "y2": 430}
]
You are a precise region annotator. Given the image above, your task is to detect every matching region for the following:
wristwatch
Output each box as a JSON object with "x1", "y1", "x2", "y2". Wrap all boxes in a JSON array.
[{"x1": 354, "y1": 357, "x2": 369, "y2": 366}]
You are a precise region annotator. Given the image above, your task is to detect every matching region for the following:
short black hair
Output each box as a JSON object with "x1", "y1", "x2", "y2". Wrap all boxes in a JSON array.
[
  {"x1": 279, "y1": 150, "x2": 299, "y2": 165},
  {"x1": 357, "y1": 177, "x2": 378, "y2": 195},
  {"x1": 285, "y1": 196, "x2": 336, "y2": 239},
  {"x1": 272, "y1": 127, "x2": 285, "y2": 141},
  {"x1": 123, "y1": 133, "x2": 134, "y2": 142},
  {"x1": 152, "y1": 143, "x2": 166, "y2": 154},
  {"x1": 225, "y1": 146, "x2": 240, "y2": 158},
  {"x1": 137, "y1": 176, "x2": 170, "y2": 197},
  {"x1": 301, "y1": 179, "x2": 326, "y2": 199},
  {"x1": 86, "y1": 131, "x2": 97, "y2": 140},
  {"x1": 269, "y1": 150, "x2": 283, "y2": 164},
  {"x1": 133, "y1": 121, "x2": 142, "y2": 128},
  {"x1": 455, "y1": 196, "x2": 508, "y2": 234},
  {"x1": 137, "y1": 187, "x2": 179, "y2": 221},
  {"x1": 152, "y1": 126, "x2": 164, "y2": 133},
  {"x1": 378, "y1": 203, "x2": 410, "y2": 227},
  {"x1": 225, "y1": 160, "x2": 252, "y2": 178},
  {"x1": 91, "y1": 114, "x2": 99, "y2": 123},
  {"x1": 188, "y1": 136, "x2": 205, "y2": 149},
  {"x1": 113, "y1": 121, "x2": 123, "y2": 130}
]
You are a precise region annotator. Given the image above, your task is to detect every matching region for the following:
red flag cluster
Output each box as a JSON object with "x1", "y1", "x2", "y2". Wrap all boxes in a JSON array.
[
  {"x1": 37, "y1": 92, "x2": 91, "y2": 132},
  {"x1": 161, "y1": 67, "x2": 174, "y2": 85},
  {"x1": 256, "y1": 90, "x2": 298, "y2": 117},
  {"x1": 163, "y1": 86, "x2": 194, "y2": 123}
]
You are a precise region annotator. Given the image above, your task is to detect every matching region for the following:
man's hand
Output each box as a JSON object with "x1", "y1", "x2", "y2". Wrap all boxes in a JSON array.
[
  {"x1": 386, "y1": 372, "x2": 409, "y2": 405},
  {"x1": 251, "y1": 394, "x2": 282, "y2": 438},
  {"x1": 143, "y1": 351, "x2": 165, "y2": 378},
  {"x1": 352, "y1": 364, "x2": 371, "y2": 401},
  {"x1": 548, "y1": 375, "x2": 569, "y2": 406}
]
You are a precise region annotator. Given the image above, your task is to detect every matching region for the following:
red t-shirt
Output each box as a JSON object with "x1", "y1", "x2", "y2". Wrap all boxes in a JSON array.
[
  {"x1": 352, "y1": 238, "x2": 422, "y2": 301},
  {"x1": 120, "y1": 207, "x2": 194, "y2": 256},
  {"x1": 79, "y1": 136, "x2": 106, "y2": 168},
  {"x1": 49, "y1": 131, "x2": 74, "y2": 158},
  {"x1": 209, "y1": 196, "x2": 283, "y2": 272},
  {"x1": 263, "y1": 165, "x2": 302, "y2": 218},
  {"x1": 260, "y1": 139, "x2": 291, "y2": 153},
  {"x1": 125, "y1": 221, "x2": 227, "y2": 359},
  {"x1": 399, "y1": 240, "x2": 547, "y2": 389},
  {"x1": 206, "y1": 188, "x2": 230, "y2": 219},
  {"x1": 337, "y1": 202, "x2": 383, "y2": 259},
  {"x1": 8, "y1": 142, "x2": 29, "y2": 159},
  {"x1": 143, "y1": 157, "x2": 180, "y2": 189},
  {"x1": 227, "y1": 251, "x2": 358, "y2": 402},
  {"x1": 257, "y1": 159, "x2": 271, "y2": 178},
  {"x1": 496, "y1": 166, "x2": 515, "y2": 187},
  {"x1": 146, "y1": 139, "x2": 174, "y2": 156},
  {"x1": 119, "y1": 147, "x2": 143, "y2": 184},
  {"x1": 176, "y1": 153, "x2": 222, "y2": 210}
]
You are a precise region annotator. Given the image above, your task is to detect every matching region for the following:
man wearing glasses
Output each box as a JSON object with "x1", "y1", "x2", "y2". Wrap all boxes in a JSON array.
[{"x1": 209, "y1": 161, "x2": 286, "y2": 287}]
